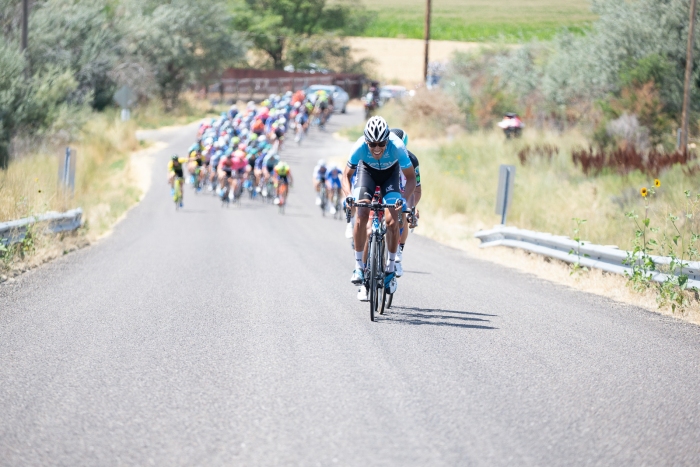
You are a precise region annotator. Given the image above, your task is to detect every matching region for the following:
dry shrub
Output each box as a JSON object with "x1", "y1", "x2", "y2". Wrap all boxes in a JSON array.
[
  {"x1": 572, "y1": 146, "x2": 698, "y2": 177},
  {"x1": 517, "y1": 144, "x2": 559, "y2": 165},
  {"x1": 399, "y1": 89, "x2": 463, "y2": 138}
]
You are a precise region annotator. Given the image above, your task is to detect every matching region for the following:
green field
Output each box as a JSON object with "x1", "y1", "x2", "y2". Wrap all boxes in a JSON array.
[{"x1": 350, "y1": 0, "x2": 595, "y2": 42}]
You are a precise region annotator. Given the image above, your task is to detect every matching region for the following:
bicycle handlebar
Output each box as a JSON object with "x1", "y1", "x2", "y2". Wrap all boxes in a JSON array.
[
  {"x1": 352, "y1": 200, "x2": 403, "y2": 210},
  {"x1": 345, "y1": 200, "x2": 403, "y2": 223}
]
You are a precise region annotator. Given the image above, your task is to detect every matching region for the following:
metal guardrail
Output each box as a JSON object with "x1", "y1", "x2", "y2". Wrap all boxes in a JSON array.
[
  {"x1": 475, "y1": 225, "x2": 700, "y2": 288},
  {"x1": 0, "y1": 208, "x2": 83, "y2": 246}
]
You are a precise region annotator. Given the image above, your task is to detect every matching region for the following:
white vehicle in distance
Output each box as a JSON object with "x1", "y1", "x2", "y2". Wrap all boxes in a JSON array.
[
  {"x1": 303, "y1": 85, "x2": 349, "y2": 114},
  {"x1": 379, "y1": 85, "x2": 408, "y2": 103}
]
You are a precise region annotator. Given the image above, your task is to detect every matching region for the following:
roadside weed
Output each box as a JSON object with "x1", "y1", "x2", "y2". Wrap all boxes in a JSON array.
[{"x1": 569, "y1": 217, "x2": 589, "y2": 276}]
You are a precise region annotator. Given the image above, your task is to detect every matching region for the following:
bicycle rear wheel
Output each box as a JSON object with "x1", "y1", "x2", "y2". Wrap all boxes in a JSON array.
[
  {"x1": 379, "y1": 237, "x2": 388, "y2": 314},
  {"x1": 320, "y1": 185, "x2": 327, "y2": 215},
  {"x1": 174, "y1": 179, "x2": 182, "y2": 210}
]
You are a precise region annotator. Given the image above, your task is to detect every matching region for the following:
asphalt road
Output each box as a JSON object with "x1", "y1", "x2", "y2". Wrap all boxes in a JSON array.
[{"x1": 2, "y1": 108, "x2": 700, "y2": 466}]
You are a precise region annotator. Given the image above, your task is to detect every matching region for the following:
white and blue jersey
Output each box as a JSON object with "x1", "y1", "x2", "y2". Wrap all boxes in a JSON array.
[
  {"x1": 347, "y1": 132, "x2": 413, "y2": 171},
  {"x1": 326, "y1": 166, "x2": 342, "y2": 188}
]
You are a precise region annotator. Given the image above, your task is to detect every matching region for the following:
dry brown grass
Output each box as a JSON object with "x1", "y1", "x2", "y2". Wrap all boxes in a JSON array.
[
  {"x1": 347, "y1": 37, "x2": 482, "y2": 84},
  {"x1": 0, "y1": 115, "x2": 141, "y2": 224}
]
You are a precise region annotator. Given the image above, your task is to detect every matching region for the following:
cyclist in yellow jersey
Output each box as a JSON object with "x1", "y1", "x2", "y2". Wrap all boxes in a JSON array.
[
  {"x1": 168, "y1": 154, "x2": 187, "y2": 206},
  {"x1": 187, "y1": 150, "x2": 205, "y2": 189},
  {"x1": 273, "y1": 161, "x2": 293, "y2": 205}
]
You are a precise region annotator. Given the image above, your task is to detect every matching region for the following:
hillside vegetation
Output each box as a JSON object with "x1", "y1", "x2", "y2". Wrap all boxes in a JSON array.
[{"x1": 357, "y1": 0, "x2": 700, "y2": 313}]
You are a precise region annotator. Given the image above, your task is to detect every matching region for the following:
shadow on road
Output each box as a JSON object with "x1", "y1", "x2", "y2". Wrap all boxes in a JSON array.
[
  {"x1": 382, "y1": 306, "x2": 498, "y2": 330},
  {"x1": 402, "y1": 270, "x2": 431, "y2": 275},
  {"x1": 280, "y1": 213, "x2": 312, "y2": 218}
]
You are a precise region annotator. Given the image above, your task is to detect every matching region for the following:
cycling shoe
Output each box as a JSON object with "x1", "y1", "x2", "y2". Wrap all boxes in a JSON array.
[
  {"x1": 384, "y1": 272, "x2": 397, "y2": 294},
  {"x1": 351, "y1": 268, "x2": 364, "y2": 285},
  {"x1": 357, "y1": 287, "x2": 368, "y2": 301}
]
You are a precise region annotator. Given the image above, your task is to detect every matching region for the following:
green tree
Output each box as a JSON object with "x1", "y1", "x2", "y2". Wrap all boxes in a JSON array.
[
  {"x1": 0, "y1": 40, "x2": 77, "y2": 168},
  {"x1": 126, "y1": 0, "x2": 246, "y2": 109},
  {"x1": 232, "y1": 0, "x2": 367, "y2": 69},
  {"x1": 27, "y1": 0, "x2": 123, "y2": 110}
]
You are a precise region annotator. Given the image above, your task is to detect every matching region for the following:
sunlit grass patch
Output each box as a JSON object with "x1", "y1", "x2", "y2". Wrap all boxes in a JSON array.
[{"x1": 350, "y1": 0, "x2": 595, "y2": 42}]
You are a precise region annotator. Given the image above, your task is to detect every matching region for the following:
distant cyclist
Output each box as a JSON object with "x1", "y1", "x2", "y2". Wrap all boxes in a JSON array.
[
  {"x1": 168, "y1": 154, "x2": 185, "y2": 207},
  {"x1": 313, "y1": 159, "x2": 328, "y2": 206},
  {"x1": 273, "y1": 161, "x2": 293, "y2": 205},
  {"x1": 326, "y1": 165, "x2": 342, "y2": 214}
]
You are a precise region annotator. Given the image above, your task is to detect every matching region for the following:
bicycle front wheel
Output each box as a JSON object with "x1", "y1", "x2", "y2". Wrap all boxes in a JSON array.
[{"x1": 369, "y1": 235, "x2": 378, "y2": 321}]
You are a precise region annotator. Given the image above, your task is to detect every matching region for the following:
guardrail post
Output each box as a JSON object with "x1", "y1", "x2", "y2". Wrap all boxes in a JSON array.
[
  {"x1": 58, "y1": 147, "x2": 76, "y2": 197},
  {"x1": 496, "y1": 165, "x2": 515, "y2": 225}
]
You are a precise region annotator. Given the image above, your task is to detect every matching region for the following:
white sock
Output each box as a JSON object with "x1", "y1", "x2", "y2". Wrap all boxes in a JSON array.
[
  {"x1": 355, "y1": 251, "x2": 364, "y2": 270},
  {"x1": 387, "y1": 251, "x2": 397, "y2": 273}
]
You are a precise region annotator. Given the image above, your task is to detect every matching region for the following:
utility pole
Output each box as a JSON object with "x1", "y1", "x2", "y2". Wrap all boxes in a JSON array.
[
  {"x1": 21, "y1": 0, "x2": 28, "y2": 52},
  {"x1": 423, "y1": 0, "x2": 432, "y2": 84},
  {"x1": 681, "y1": 0, "x2": 697, "y2": 152}
]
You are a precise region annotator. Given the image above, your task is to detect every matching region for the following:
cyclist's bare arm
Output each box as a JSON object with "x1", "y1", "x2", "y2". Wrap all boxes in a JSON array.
[
  {"x1": 341, "y1": 165, "x2": 355, "y2": 199},
  {"x1": 412, "y1": 185, "x2": 422, "y2": 206},
  {"x1": 401, "y1": 167, "x2": 416, "y2": 203}
]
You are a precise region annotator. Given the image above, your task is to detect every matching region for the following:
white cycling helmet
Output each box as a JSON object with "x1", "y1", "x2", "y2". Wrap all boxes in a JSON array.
[
  {"x1": 318, "y1": 159, "x2": 326, "y2": 166},
  {"x1": 364, "y1": 116, "x2": 390, "y2": 143}
]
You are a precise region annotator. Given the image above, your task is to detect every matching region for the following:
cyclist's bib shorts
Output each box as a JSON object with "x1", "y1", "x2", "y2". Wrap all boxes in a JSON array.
[{"x1": 352, "y1": 161, "x2": 401, "y2": 205}]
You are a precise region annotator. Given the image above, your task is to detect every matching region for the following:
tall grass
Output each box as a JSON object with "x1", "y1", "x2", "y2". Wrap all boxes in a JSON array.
[
  {"x1": 1, "y1": 94, "x2": 219, "y2": 235},
  {"x1": 132, "y1": 93, "x2": 222, "y2": 129},
  {"x1": 0, "y1": 114, "x2": 142, "y2": 236},
  {"x1": 416, "y1": 128, "x2": 700, "y2": 251},
  {"x1": 346, "y1": 97, "x2": 700, "y2": 251}
]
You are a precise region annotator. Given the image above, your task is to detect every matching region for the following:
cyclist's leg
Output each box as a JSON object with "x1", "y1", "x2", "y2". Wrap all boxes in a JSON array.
[
  {"x1": 187, "y1": 161, "x2": 196, "y2": 183},
  {"x1": 380, "y1": 165, "x2": 402, "y2": 272},
  {"x1": 254, "y1": 168, "x2": 262, "y2": 186},
  {"x1": 352, "y1": 164, "x2": 376, "y2": 274}
]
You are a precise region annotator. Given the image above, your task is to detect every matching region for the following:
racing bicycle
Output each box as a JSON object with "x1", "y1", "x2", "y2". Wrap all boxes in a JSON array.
[{"x1": 349, "y1": 199, "x2": 403, "y2": 321}]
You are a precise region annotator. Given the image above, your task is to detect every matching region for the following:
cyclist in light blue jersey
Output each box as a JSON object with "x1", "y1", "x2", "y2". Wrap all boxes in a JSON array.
[{"x1": 342, "y1": 116, "x2": 416, "y2": 295}]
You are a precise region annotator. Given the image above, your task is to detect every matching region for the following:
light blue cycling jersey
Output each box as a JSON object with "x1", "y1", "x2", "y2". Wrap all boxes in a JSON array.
[
  {"x1": 347, "y1": 132, "x2": 412, "y2": 171},
  {"x1": 263, "y1": 152, "x2": 279, "y2": 168}
]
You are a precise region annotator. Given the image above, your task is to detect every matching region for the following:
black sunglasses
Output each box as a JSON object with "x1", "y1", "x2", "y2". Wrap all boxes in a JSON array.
[{"x1": 366, "y1": 140, "x2": 387, "y2": 148}]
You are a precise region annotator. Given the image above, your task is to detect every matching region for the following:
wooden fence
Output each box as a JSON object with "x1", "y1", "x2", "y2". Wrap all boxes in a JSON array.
[{"x1": 207, "y1": 71, "x2": 365, "y2": 100}]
